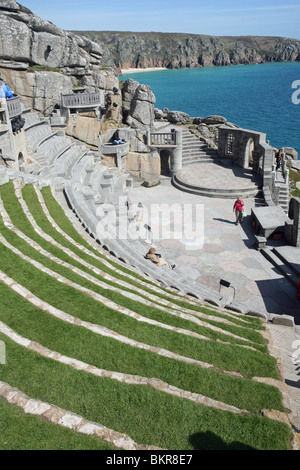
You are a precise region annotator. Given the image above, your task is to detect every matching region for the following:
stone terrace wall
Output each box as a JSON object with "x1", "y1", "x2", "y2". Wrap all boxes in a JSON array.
[{"x1": 218, "y1": 126, "x2": 274, "y2": 188}]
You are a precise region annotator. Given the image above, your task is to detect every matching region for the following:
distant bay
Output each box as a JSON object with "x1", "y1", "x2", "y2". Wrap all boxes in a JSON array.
[{"x1": 120, "y1": 62, "x2": 300, "y2": 159}]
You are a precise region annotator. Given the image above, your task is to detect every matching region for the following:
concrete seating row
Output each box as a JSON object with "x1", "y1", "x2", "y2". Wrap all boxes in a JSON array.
[
  {"x1": 25, "y1": 122, "x2": 58, "y2": 155},
  {"x1": 34, "y1": 134, "x2": 74, "y2": 168},
  {"x1": 63, "y1": 180, "x2": 224, "y2": 302},
  {"x1": 24, "y1": 112, "x2": 47, "y2": 131},
  {"x1": 51, "y1": 146, "x2": 88, "y2": 179}
]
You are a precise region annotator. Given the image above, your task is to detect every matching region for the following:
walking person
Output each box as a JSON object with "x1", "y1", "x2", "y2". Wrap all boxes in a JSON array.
[{"x1": 233, "y1": 196, "x2": 244, "y2": 226}]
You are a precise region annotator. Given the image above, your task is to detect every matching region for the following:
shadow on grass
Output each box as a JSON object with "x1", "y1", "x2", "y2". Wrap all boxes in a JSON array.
[{"x1": 189, "y1": 431, "x2": 255, "y2": 450}]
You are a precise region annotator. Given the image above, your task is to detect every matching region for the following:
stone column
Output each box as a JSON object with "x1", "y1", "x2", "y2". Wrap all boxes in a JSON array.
[{"x1": 170, "y1": 129, "x2": 182, "y2": 177}]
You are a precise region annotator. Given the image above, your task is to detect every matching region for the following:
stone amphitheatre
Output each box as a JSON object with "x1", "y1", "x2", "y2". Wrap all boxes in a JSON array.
[{"x1": 0, "y1": 0, "x2": 299, "y2": 451}]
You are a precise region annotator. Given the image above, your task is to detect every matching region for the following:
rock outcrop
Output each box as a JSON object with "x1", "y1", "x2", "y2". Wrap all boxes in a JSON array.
[
  {"x1": 0, "y1": 0, "x2": 102, "y2": 74},
  {"x1": 122, "y1": 79, "x2": 156, "y2": 129},
  {"x1": 0, "y1": 1, "x2": 121, "y2": 118},
  {"x1": 76, "y1": 31, "x2": 300, "y2": 71}
]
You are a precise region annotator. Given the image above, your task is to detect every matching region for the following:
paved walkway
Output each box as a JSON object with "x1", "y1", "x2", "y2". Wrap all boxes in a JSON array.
[
  {"x1": 177, "y1": 162, "x2": 261, "y2": 191},
  {"x1": 129, "y1": 174, "x2": 300, "y2": 432},
  {"x1": 130, "y1": 177, "x2": 299, "y2": 321}
]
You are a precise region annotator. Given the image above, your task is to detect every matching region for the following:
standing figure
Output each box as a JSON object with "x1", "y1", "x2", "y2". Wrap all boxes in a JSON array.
[
  {"x1": 276, "y1": 149, "x2": 282, "y2": 170},
  {"x1": 233, "y1": 196, "x2": 244, "y2": 226}
]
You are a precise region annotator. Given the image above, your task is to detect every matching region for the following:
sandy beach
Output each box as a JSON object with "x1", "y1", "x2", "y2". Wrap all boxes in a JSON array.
[{"x1": 121, "y1": 67, "x2": 168, "y2": 74}]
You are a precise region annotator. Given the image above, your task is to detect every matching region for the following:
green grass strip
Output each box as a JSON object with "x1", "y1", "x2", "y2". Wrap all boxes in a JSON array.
[
  {"x1": 0, "y1": 281, "x2": 285, "y2": 414},
  {"x1": 0, "y1": 398, "x2": 116, "y2": 450},
  {"x1": 0, "y1": 236, "x2": 276, "y2": 379},
  {"x1": 0, "y1": 333, "x2": 292, "y2": 450}
]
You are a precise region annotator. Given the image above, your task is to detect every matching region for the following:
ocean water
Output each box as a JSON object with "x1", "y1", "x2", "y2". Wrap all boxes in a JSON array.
[{"x1": 120, "y1": 62, "x2": 300, "y2": 159}]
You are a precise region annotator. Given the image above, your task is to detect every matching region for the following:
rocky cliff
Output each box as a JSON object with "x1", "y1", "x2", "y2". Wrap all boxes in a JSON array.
[
  {"x1": 75, "y1": 31, "x2": 300, "y2": 71},
  {"x1": 0, "y1": 0, "x2": 120, "y2": 116}
]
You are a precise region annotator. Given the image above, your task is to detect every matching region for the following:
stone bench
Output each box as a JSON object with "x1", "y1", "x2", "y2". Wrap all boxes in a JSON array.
[
  {"x1": 36, "y1": 135, "x2": 74, "y2": 166},
  {"x1": 52, "y1": 146, "x2": 88, "y2": 179},
  {"x1": 251, "y1": 206, "x2": 290, "y2": 239},
  {"x1": 70, "y1": 154, "x2": 95, "y2": 183},
  {"x1": 254, "y1": 234, "x2": 267, "y2": 250}
]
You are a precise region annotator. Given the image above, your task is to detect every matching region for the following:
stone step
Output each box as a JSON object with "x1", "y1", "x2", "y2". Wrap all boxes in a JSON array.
[
  {"x1": 261, "y1": 247, "x2": 299, "y2": 287},
  {"x1": 182, "y1": 157, "x2": 217, "y2": 164},
  {"x1": 272, "y1": 247, "x2": 300, "y2": 278},
  {"x1": 172, "y1": 175, "x2": 259, "y2": 199}
]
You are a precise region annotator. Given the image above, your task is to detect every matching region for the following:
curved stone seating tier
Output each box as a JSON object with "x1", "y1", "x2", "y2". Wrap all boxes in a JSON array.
[
  {"x1": 34, "y1": 135, "x2": 74, "y2": 167},
  {"x1": 17, "y1": 112, "x2": 235, "y2": 305},
  {"x1": 23, "y1": 112, "x2": 46, "y2": 131},
  {"x1": 70, "y1": 154, "x2": 98, "y2": 185},
  {"x1": 63, "y1": 182, "x2": 224, "y2": 302},
  {"x1": 51, "y1": 146, "x2": 88, "y2": 179},
  {"x1": 25, "y1": 122, "x2": 58, "y2": 155},
  {"x1": 173, "y1": 162, "x2": 261, "y2": 199},
  {"x1": 84, "y1": 163, "x2": 107, "y2": 189}
]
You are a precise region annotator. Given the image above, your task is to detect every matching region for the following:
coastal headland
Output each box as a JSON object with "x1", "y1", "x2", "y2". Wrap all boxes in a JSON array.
[{"x1": 75, "y1": 30, "x2": 300, "y2": 72}]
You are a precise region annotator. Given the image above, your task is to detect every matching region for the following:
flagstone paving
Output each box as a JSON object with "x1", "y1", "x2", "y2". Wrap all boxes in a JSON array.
[
  {"x1": 177, "y1": 163, "x2": 261, "y2": 191},
  {"x1": 130, "y1": 178, "x2": 300, "y2": 320}
]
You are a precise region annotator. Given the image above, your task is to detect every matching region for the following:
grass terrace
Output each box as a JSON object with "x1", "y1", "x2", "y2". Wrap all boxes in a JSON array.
[{"x1": 0, "y1": 179, "x2": 293, "y2": 450}]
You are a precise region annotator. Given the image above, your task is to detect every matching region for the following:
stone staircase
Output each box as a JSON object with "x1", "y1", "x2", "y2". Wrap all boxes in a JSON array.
[
  {"x1": 182, "y1": 129, "x2": 219, "y2": 165},
  {"x1": 277, "y1": 182, "x2": 290, "y2": 213}
]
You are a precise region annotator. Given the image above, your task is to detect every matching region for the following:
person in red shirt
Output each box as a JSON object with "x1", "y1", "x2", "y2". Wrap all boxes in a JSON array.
[{"x1": 233, "y1": 196, "x2": 244, "y2": 226}]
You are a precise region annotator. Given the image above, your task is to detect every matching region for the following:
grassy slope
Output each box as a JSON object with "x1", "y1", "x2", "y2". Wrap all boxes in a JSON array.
[{"x1": 0, "y1": 182, "x2": 292, "y2": 450}]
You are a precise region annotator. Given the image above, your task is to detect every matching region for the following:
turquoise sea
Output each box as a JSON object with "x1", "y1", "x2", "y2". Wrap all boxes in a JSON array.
[{"x1": 120, "y1": 62, "x2": 300, "y2": 159}]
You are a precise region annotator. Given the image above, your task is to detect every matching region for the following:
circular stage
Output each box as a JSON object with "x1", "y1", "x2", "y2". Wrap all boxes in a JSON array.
[{"x1": 173, "y1": 162, "x2": 261, "y2": 199}]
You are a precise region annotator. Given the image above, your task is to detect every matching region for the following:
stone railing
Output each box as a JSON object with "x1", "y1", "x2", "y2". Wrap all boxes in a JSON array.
[
  {"x1": 7, "y1": 95, "x2": 22, "y2": 120},
  {"x1": 61, "y1": 92, "x2": 102, "y2": 109},
  {"x1": 149, "y1": 132, "x2": 177, "y2": 146},
  {"x1": 282, "y1": 155, "x2": 290, "y2": 186}
]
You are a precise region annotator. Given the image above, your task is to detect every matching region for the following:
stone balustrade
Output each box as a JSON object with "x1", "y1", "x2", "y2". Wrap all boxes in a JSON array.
[
  {"x1": 61, "y1": 92, "x2": 103, "y2": 109},
  {"x1": 149, "y1": 132, "x2": 177, "y2": 146},
  {"x1": 6, "y1": 95, "x2": 22, "y2": 120}
]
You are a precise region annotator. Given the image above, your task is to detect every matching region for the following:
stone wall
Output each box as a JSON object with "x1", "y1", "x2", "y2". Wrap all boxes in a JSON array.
[
  {"x1": 218, "y1": 126, "x2": 274, "y2": 187},
  {"x1": 66, "y1": 114, "x2": 102, "y2": 148},
  {"x1": 286, "y1": 197, "x2": 300, "y2": 247},
  {"x1": 125, "y1": 151, "x2": 160, "y2": 181}
]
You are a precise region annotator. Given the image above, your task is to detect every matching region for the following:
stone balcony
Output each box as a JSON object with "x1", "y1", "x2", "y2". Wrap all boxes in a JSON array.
[
  {"x1": 148, "y1": 132, "x2": 177, "y2": 147},
  {"x1": 6, "y1": 95, "x2": 22, "y2": 120},
  {"x1": 61, "y1": 92, "x2": 103, "y2": 110},
  {"x1": 100, "y1": 141, "x2": 130, "y2": 169}
]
